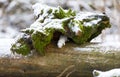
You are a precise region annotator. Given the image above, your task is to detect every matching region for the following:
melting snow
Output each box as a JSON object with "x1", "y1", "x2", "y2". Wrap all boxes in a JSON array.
[
  {"x1": 93, "y1": 68, "x2": 120, "y2": 77},
  {"x1": 57, "y1": 35, "x2": 67, "y2": 48}
]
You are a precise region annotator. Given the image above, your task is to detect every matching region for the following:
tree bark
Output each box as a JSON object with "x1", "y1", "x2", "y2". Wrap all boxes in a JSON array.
[{"x1": 0, "y1": 40, "x2": 120, "y2": 77}]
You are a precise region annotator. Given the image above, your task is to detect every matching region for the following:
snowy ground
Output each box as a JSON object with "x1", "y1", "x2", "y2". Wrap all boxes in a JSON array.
[
  {"x1": 0, "y1": 26, "x2": 19, "y2": 38},
  {"x1": 0, "y1": 39, "x2": 14, "y2": 57}
]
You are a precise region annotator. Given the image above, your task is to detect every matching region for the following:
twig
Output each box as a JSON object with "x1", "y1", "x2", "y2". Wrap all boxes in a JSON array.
[
  {"x1": 66, "y1": 69, "x2": 75, "y2": 77},
  {"x1": 57, "y1": 65, "x2": 75, "y2": 77}
]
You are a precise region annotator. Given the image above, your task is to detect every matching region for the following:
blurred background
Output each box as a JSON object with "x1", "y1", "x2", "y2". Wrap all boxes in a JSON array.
[{"x1": 0, "y1": 0, "x2": 120, "y2": 42}]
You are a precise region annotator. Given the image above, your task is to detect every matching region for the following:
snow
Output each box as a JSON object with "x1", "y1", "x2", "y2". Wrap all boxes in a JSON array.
[
  {"x1": 0, "y1": 38, "x2": 23, "y2": 58},
  {"x1": 6, "y1": 1, "x2": 17, "y2": 12},
  {"x1": 74, "y1": 34, "x2": 120, "y2": 52},
  {"x1": 71, "y1": 25, "x2": 81, "y2": 34},
  {"x1": 57, "y1": 35, "x2": 67, "y2": 48},
  {"x1": 44, "y1": 18, "x2": 71, "y2": 30},
  {"x1": 74, "y1": 47, "x2": 94, "y2": 52},
  {"x1": 29, "y1": 3, "x2": 66, "y2": 35},
  {"x1": 93, "y1": 68, "x2": 120, "y2": 77},
  {"x1": 30, "y1": 20, "x2": 42, "y2": 28},
  {"x1": 75, "y1": 12, "x2": 104, "y2": 21},
  {"x1": 0, "y1": 39, "x2": 14, "y2": 57},
  {"x1": 44, "y1": 19, "x2": 64, "y2": 30},
  {"x1": 26, "y1": 19, "x2": 66, "y2": 35},
  {"x1": 0, "y1": 26, "x2": 19, "y2": 38},
  {"x1": 32, "y1": 3, "x2": 56, "y2": 16},
  {"x1": 84, "y1": 18, "x2": 101, "y2": 26},
  {"x1": 27, "y1": 4, "x2": 75, "y2": 36},
  {"x1": 68, "y1": 20, "x2": 82, "y2": 35},
  {"x1": 66, "y1": 0, "x2": 80, "y2": 11},
  {"x1": 0, "y1": 0, "x2": 7, "y2": 3}
]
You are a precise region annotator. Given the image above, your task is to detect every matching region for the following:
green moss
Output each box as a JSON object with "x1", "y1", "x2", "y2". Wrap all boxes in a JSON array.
[
  {"x1": 31, "y1": 30, "x2": 53, "y2": 55},
  {"x1": 53, "y1": 7, "x2": 76, "y2": 19},
  {"x1": 87, "y1": 20, "x2": 111, "y2": 42},
  {"x1": 11, "y1": 37, "x2": 31, "y2": 55},
  {"x1": 72, "y1": 26, "x2": 94, "y2": 44},
  {"x1": 47, "y1": 9, "x2": 53, "y2": 14}
]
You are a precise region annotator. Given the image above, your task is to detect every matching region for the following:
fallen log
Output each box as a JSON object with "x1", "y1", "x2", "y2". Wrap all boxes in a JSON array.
[{"x1": 0, "y1": 41, "x2": 120, "y2": 77}]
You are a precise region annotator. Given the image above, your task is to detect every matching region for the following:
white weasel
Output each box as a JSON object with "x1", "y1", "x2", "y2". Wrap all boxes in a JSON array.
[
  {"x1": 57, "y1": 35, "x2": 67, "y2": 48},
  {"x1": 93, "y1": 68, "x2": 120, "y2": 77}
]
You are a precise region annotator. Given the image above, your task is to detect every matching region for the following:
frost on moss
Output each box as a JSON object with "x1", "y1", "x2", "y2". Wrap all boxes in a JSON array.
[
  {"x1": 11, "y1": 3, "x2": 111, "y2": 55},
  {"x1": 11, "y1": 34, "x2": 31, "y2": 55}
]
